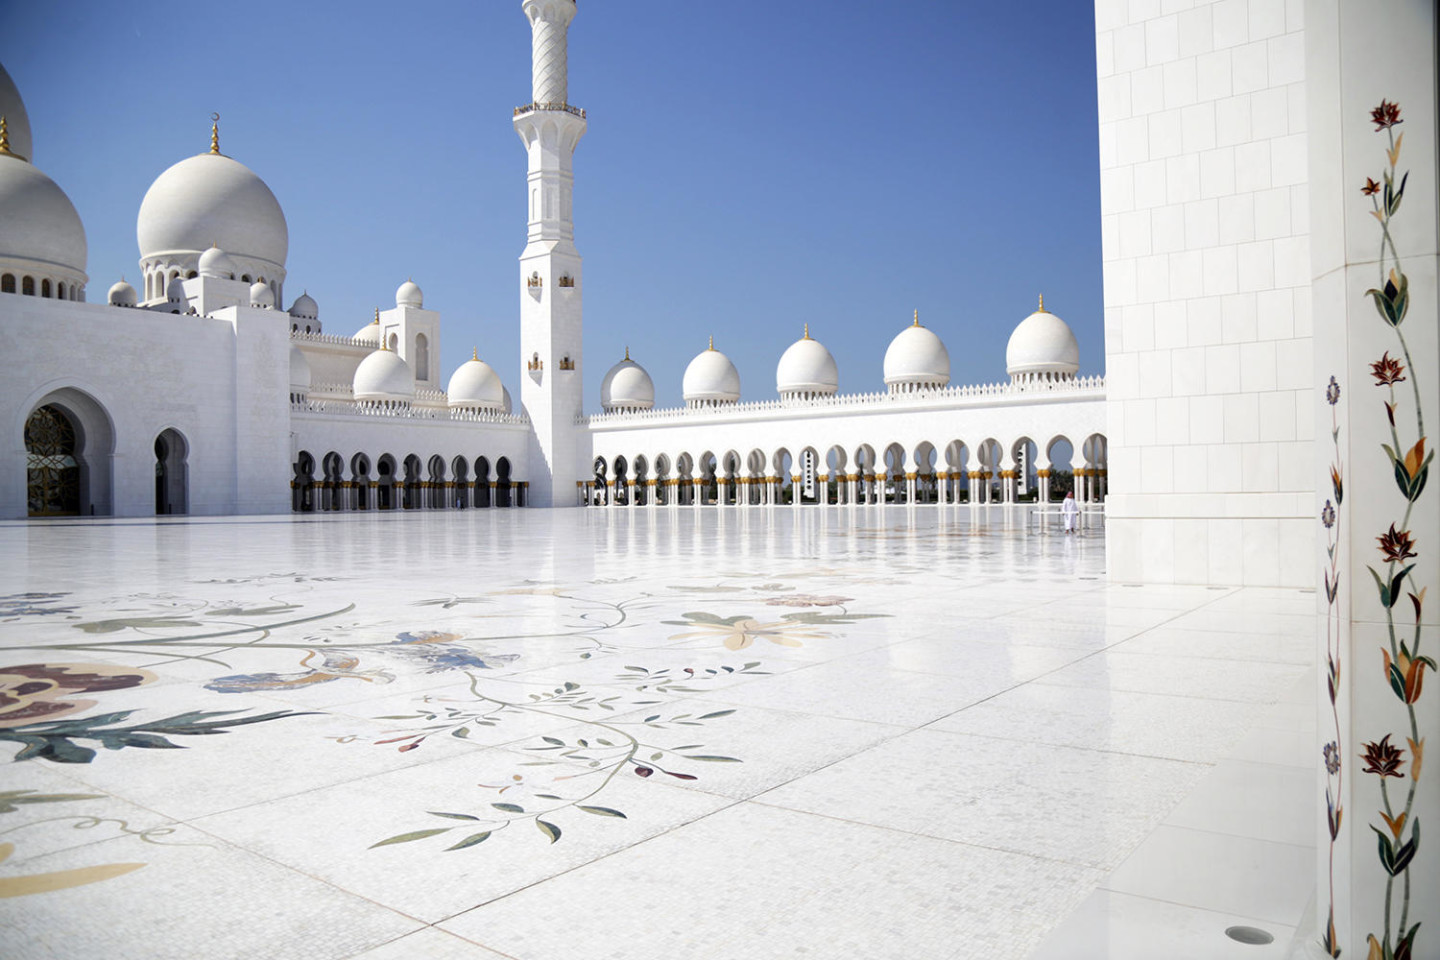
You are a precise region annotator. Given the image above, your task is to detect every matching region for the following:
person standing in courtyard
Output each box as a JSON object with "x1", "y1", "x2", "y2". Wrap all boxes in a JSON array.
[{"x1": 1061, "y1": 490, "x2": 1078, "y2": 534}]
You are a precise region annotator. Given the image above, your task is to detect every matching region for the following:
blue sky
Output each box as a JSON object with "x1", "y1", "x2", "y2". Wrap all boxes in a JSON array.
[{"x1": 3, "y1": 0, "x2": 1101, "y2": 411}]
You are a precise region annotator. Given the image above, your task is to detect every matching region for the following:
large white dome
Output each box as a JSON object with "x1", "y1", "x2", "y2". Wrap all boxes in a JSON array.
[
  {"x1": 0, "y1": 63, "x2": 35, "y2": 163},
  {"x1": 137, "y1": 152, "x2": 288, "y2": 270},
  {"x1": 447, "y1": 355, "x2": 504, "y2": 409},
  {"x1": 353, "y1": 347, "x2": 414, "y2": 402},
  {"x1": 0, "y1": 154, "x2": 86, "y2": 277},
  {"x1": 600, "y1": 354, "x2": 655, "y2": 410},
  {"x1": 883, "y1": 314, "x2": 950, "y2": 388},
  {"x1": 1006, "y1": 297, "x2": 1080, "y2": 380},
  {"x1": 682, "y1": 341, "x2": 741, "y2": 405},
  {"x1": 776, "y1": 327, "x2": 838, "y2": 397}
]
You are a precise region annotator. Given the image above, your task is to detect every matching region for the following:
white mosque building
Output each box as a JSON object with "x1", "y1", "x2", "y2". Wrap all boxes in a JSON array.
[{"x1": 0, "y1": 0, "x2": 1107, "y2": 522}]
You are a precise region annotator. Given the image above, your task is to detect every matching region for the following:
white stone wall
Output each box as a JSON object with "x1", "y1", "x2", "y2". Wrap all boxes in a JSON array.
[
  {"x1": 1096, "y1": 0, "x2": 1314, "y2": 585},
  {"x1": 1, "y1": 296, "x2": 292, "y2": 517}
]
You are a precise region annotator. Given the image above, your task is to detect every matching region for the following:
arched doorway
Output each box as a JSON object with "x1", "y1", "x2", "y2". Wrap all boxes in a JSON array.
[
  {"x1": 292, "y1": 451, "x2": 316, "y2": 512},
  {"x1": 25, "y1": 405, "x2": 81, "y2": 516},
  {"x1": 154, "y1": 429, "x2": 189, "y2": 515},
  {"x1": 496, "y1": 457, "x2": 513, "y2": 507}
]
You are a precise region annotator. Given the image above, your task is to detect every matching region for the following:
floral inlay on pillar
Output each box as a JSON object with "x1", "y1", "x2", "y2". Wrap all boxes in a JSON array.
[{"x1": 1355, "y1": 98, "x2": 1433, "y2": 960}]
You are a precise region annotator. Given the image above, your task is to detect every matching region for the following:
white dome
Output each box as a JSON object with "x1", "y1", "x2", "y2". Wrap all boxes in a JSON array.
[
  {"x1": 600, "y1": 354, "x2": 655, "y2": 410},
  {"x1": 396, "y1": 279, "x2": 423, "y2": 309},
  {"x1": 249, "y1": 281, "x2": 274, "y2": 308},
  {"x1": 883, "y1": 315, "x2": 950, "y2": 388},
  {"x1": 107, "y1": 279, "x2": 137, "y2": 307},
  {"x1": 776, "y1": 328, "x2": 838, "y2": 396},
  {"x1": 0, "y1": 154, "x2": 86, "y2": 277},
  {"x1": 289, "y1": 291, "x2": 318, "y2": 321},
  {"x1": 682, "y1": 341, "x2": 741, "y2": 404},
  {"x1": 289, "y1": 345, "x2": 311, "y2": 391},
  {"x1": 353, "y1": 347, "x2": 414, "y2": 402},
  {"x1": 352, "y1": 308, "x2": 381, "y2": 343},
  {"x1": 0, "y1": 63, "x2": 35, "y2": 163},
  {"x1": 137, "y1": 152, "x2": 287, "y2": 270},
  {"x1": 197, "y1": 245, "x2": 236, "y2": 279},
  {"x1": 1006, "y1": 298, "x2": 1080, "y2": 379},
  {"x1": 447, "y1": 355, "x2": 504, "y2": 409}
]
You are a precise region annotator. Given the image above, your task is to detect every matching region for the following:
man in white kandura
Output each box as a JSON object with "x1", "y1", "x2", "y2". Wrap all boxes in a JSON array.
[{"x1": 1061, "y1": 490, "x2": 1079, "y2": 534}]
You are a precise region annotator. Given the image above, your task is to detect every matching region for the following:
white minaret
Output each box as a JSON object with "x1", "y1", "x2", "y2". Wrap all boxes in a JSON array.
[{"x1": 515, "y1": 0, "x2": 585, "y2": 507}]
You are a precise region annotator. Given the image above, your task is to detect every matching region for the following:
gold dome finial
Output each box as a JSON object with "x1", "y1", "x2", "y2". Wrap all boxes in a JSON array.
[
  {"x1": 708, "y1": 335, "x2": 714, "y2": 351},
  {"x1": 624, "y1": 345, "x2": 630, "y2": 361},
  {"x1": 472, "y1": 347, "x2": 479, "y2": 361},
  {"x1": 1038, "y1": 293, "x2": 1046, "y2": 313},
  {"x1": 370, "y1": 307, "x2": 379, "y2": 325},
  {"x1": 803, "y1": 323, "x2": 810, "y2": 340},
  {"x1": 913, "y1": 309, "x2": 920, "y2": 327},
  {"x1": 0, "y1": 116, "x2": 11, "y2": 157},
  {"x1": 209, "y1": 113, "x2": 220, "y2": 155}
]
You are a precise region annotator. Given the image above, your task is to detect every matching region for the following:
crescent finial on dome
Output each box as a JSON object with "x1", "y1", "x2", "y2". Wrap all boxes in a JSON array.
[
  {"x1": 472, "y1": 346, "x2": 479, "y2": 361},
  {"x1": 624, "y1": 345, "x2": 630, "y2": 361},
  {"x1": 0, "y1": 115, "x2": 11, "y2": 157},
  {"x1": 1038, "y1": 293, "x2": 1046, "y2": 313},
  {"x1": 708, "y1": 335, "x2": 714, "y2": 351},
  {"x1": 209, "y1": 113, "x2": 220, "y2": 155},
  {"x1": 803, "y1": 323, "x2": 810, "y2": 340},
  {"x1": 913, "y1": 309, "x2": 920, "y2": 327}
]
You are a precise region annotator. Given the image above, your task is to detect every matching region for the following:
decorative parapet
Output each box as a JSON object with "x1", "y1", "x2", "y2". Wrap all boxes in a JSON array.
[
  {"x1": 578, "y1": 375, "x2": 1105, "y2": 426},
  {"x1": 290, "y1": 331, "x2": 376, "y2": 348},
  {"x1": 291, "y1": 398, "x2": 529, "y2": 425},
  {"x1": 514, "y1": 101, "x2": 586, "y2": 120}
]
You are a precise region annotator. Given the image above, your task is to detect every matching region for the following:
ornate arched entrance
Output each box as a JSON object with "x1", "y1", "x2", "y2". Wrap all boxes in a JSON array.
[
  {"x1": 25, "y1": 405, "x2": 80, "y2": 516},
  {"x1": 154, "y1": 429, "x2": 189, "y2": 515}
]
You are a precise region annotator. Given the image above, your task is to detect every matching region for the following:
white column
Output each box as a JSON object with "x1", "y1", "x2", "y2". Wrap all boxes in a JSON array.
[{"x1": 1308, "y1": 6, "x2": 1439, "y2": 956}]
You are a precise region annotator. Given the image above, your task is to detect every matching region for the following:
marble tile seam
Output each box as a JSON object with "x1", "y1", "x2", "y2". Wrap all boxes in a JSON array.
[
  {"x1": 338, "y1": 927, "x2": 522, "y2": 960},
  {"x1": 431, "y1": 794, "x2": 754, "y2": 928},
  {"x1": 901, "y1": 724, "x2": 1219, "y2": 769},
  {"x1": 740, "y1": 797, "x2": 1116, "y2": 872}
]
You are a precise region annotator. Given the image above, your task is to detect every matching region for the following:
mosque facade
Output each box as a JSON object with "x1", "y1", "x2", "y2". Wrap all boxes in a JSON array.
[{"x1": 0, "y1": 0, "x2": 1107, "y2": 523}]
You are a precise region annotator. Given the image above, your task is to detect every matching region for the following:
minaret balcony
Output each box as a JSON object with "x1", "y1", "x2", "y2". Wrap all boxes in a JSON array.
[{"x1": 514, "y1": 101, "x2": 586, "y2": 120}]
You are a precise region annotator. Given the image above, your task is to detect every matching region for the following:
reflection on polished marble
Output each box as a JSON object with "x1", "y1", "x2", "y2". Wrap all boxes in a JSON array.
[{"x1": 0, "y1": 508, "x2": 1316, "y2": 959}]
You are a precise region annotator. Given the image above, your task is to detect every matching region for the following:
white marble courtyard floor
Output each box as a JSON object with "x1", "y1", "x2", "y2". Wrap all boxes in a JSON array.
[{"x1": 0, "y1": 508, "x2": 1317, "y2": 959}]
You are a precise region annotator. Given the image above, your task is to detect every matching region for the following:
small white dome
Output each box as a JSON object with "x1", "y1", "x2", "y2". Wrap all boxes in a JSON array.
[
  {"x1": 352, "y1": 309, "x2": 381, "y2": 343},
  {"x1": 353, "y1": 346, "x2": 414, "y2": 402},
  {"x1": 682, "y1": 340, "x2": 741, "y2": 404},
  {"x1": 1006, "y1": 297, "x2": 1080, "y2": 380},
  {"x1": 197, "y1": 244, "x2": 236, "y2": 279},
  {"x1": 0, "y1": 155, "x2": 86, "y2": 277},
  {"x1": 289, "y1": 344, "x2": 311, "y2": 391},
  {"x1": 447, "y1": 354, "x2": 504, "y2": 409},
  {"x1": 396, "y1": 278, "x2": 423, "y2": 309},
  {"x1": 249, "y1": 281, "x2": 274, "y2": 308},
  {"x1": 883, "y1": 314, "x2": 950, "y2": 388},
  {"x1": 0, "y1": 64, "x2": 34, "y2": 163},
  {"x1": 600, "y1": 354, "x2": 655, "y2": 410},
  {"x1": 289, "y1": 291, "x2": 318, "y2": 321},
  {"x1": 137, "y1": 152, "x2": 287, "y2": 270},
  {"x1": 776, "y1": 327, "x2": 838, "y2": 396},
  {"x1": 107, "y1": 279, "x2": 137, "y2": 307}
]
